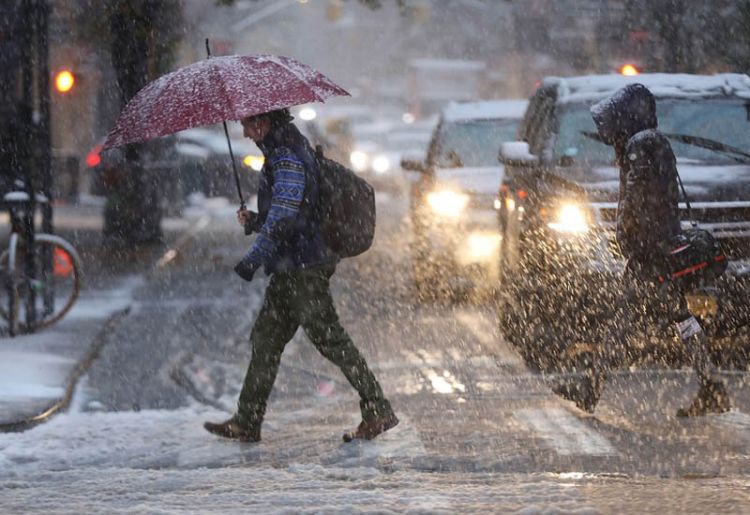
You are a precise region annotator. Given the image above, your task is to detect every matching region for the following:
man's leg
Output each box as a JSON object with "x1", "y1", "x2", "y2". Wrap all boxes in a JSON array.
[
  {"x1": 237, "y1": 273, "x2": 300, "y2": 429},
  {"x1": 205, "y1": 273, "x2": 299, "y2": 440},
  {"x1": 296, "y1": 266, "x2": 397, "y2": 440},
  {"x1": 665, "y1": 285, "x2": 730, "y2": 417},
  {"x1": 553, "y1": 276, "x2": 639, "y2": 413}
]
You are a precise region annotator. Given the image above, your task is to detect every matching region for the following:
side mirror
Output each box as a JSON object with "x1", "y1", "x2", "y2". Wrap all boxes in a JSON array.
[
  {"x1": 499, "y1": 141, "x2": 539, "y2": 167},
  {"x1": 400, "y1": 158, "x2": 427, "y2": 173}
]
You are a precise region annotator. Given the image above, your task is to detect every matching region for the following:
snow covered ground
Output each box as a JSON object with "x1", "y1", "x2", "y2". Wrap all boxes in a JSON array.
[
  {"x1": 4, "y1": 395, "x2": 750, "y2": 514},
  {"x1": 0, "y1": 278, "x2": 141, "y2": 426},
  {"x1": 2, "y1": 193, "x2": 750, "y2": 513}
]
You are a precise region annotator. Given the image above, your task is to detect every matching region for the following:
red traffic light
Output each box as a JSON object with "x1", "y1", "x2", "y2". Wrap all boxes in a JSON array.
[{"x1": 54, "y1": 69, "x2": 76, "y2": 93}]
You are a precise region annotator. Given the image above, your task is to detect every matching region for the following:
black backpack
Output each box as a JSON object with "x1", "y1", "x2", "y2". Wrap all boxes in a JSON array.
[{"x1": 313, "y1": 146, "x2": 375, "y2": 258}]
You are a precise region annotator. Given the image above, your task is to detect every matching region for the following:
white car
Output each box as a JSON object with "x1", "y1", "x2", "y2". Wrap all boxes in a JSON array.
[{"x1": 403, "y1": 99, "x2": 528, "y2": 296}]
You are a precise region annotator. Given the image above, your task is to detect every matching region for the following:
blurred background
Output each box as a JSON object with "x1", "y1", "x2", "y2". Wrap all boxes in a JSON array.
[{"x1": 2, "y1": 0, "x2": 750, "y2": 243}]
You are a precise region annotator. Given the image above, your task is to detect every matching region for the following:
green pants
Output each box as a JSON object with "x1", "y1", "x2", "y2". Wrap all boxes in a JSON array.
[{"x1": 237, "y1": 264, "x2": 392, "y2": 429}]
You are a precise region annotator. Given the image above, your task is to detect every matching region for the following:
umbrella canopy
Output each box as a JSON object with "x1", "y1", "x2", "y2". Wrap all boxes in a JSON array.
[{"x1": 103, "y1": 54, "x2": 349, "y2": 150}]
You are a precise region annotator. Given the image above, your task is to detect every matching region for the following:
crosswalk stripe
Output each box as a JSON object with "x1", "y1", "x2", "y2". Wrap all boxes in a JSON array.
[
  {"x1": 709, "y1": 411, "x2": 750, "y2": 441},
  {"x1": 516, "y1": 408, "x2": 618, "y2": 456},
  {"x1": 456, "y1": 311, "x2": 526, "y2": 370}
]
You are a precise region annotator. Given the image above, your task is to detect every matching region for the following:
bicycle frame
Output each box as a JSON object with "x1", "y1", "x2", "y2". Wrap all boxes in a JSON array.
[{"x1": 4, "y1": 193, "x2": 54, "y2": 331}]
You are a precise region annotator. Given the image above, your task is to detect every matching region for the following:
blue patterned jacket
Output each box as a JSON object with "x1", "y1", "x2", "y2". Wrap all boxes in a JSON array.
[{"x1": 241, "y1": 123, "x2": 334, "y2": 274}]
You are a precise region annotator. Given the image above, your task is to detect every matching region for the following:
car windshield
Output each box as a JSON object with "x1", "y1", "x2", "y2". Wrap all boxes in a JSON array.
[
  {"x1": 433, "y1": 119, "x2": 519, "y2": 168},
  {"x1": 555, "y1": 98, "x2": 750, "y2": 166}
]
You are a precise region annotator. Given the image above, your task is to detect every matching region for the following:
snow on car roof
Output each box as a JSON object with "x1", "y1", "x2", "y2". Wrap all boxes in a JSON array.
[
  {"x1": 441, "y1": 99, "x2": 529, "y2": 123},
  {"x1": 547, "y1": 73, "x2": 750, "y2": 104}
]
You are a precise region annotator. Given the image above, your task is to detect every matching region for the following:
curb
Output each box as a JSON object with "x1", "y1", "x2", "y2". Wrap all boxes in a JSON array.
[
  {"x1": 0, "y1": 308, "x2": 130, "y2": 433},
  {"x1": 0, "y1": 213, "x2": 212, "y2": 433}
]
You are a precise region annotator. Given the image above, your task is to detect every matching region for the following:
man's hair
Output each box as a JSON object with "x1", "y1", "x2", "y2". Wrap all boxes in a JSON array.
[{"x1": 246, "y1": 108, "x2": 293, "y2": 128}]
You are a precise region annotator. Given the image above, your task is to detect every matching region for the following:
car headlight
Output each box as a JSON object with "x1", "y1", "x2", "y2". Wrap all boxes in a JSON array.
[
  {"x1": 547, "y1": 202, "x2": 589, "y2": 233},
  {"x1": 426, "y1": 189, "x2": 470, "y2": 218},
  {"x1": 243, "y1": 155, "x2": 265, "y2": 171},
  {"x1": 298, "y1": 107, "x2": 317, "y2": 121},
  {"x1": 372, "y1": 155, "x2": 390, "y2": 174},
  {"x1": 350, "y1": 150, "x2": 369, "y2": 172},
  {"x1": 467, "y1": 232, "x2": 500, "y2": 260}
]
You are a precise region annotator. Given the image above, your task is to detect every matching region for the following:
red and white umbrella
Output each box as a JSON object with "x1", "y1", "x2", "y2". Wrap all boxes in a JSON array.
[
  {"x1": 104, "y1": 54, "x2": 349, "y2": 150},
  {"x1": 103, "y1": 52, "x2": 349, "y2": 207}
]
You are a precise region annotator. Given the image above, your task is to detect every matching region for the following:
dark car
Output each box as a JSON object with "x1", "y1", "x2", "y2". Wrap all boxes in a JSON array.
[
  {"x1": 86, "y1": 127, "x2": 263, "y2": 212},
  {"x1": 402, "y1": 99, "x2": 527, "y2": 297},
  {"x1": 497, "y1": 73, "x2": 750, "y2": 372}
]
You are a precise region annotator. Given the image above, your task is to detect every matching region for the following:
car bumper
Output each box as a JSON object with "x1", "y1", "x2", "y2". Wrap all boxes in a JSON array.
[{"x1": 420, "y1": 208, "x2": 501, "y2": 279}]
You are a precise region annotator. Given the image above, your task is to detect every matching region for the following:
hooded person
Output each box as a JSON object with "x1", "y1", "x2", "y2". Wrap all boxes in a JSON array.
[
  {"x1": 556, "y1": 84, "x2": 729, "y2": 416},
  {"x1": 591, "y1": 83, "x2": 680, "y2": 276},
  {"x1": 204, "y1": 108, "x2": 398, "y2": 442}
]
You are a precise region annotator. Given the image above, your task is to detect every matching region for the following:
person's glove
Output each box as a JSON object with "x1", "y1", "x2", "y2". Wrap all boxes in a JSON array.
[{"x1": 234, "y1": 258, "x2": 258, "y2": 282}]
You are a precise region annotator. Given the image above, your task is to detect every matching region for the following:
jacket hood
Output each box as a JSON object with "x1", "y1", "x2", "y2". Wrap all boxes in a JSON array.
[{"x1": 590, "y1": 83, "x2": 657, "y2": 146}]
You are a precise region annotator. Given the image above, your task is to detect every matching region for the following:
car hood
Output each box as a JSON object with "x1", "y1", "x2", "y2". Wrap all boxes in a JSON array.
[
  {"x1": 565, "y1": 162, "x2": 750, "y2": 203},
  {"x1": 433, "y1": 166, "x2": 504, "y2": 196}
]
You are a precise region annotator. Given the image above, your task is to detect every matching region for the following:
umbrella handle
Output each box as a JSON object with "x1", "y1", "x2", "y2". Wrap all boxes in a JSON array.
[{"x1": 206, "y1": 38, "x2": 246, "y2": 209}]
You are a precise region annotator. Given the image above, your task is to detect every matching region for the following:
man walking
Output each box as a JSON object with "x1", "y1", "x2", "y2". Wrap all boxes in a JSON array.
[
  {"x1": 558, "y1": 83, "x2": 730, "y2": 416},
  {"x1": 204, "y1": 108, "x2": 398, "y2": 442}
]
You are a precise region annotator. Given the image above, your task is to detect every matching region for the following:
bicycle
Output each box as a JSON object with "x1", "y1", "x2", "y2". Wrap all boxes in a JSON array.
[{"x1": 0, "y1": 190, "x2": 82, "y2": 336}]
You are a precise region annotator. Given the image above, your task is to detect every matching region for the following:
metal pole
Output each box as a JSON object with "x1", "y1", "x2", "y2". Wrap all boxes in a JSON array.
[
  {"x1": 38, "y1": 0, "x2": 51, "y2": 233},
  {"x1": 205, "y1": 38, "x2": 245, "y2": 210},
  {"x1": 36, "y1": 0, "x2": 54, "y2": 316},
  {"x1": 21, "y1": 0, "x2": 37, "y2": 329}
]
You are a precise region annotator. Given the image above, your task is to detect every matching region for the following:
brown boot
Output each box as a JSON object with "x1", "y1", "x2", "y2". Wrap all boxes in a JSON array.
[
  {"x1": 343, "y1": 413, "x2": 399, "y2": 442},
  {"x1": 676, "y1": 380, "x2": 731, "y2": 418},
  {"x1": 552, "y1": 367, "x2": 603, "y2": 414},
  {"x1": 204, "y1": 416, "x2": 261, "y2": 442},
  {"x1": 553, "y1": 378, "x2": 600, "y2": 413}
]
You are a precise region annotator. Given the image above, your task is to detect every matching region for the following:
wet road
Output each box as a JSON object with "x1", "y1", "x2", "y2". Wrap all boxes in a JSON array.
[{"x1": 2, "y1": 193, "x2": 750, "y2": 513}]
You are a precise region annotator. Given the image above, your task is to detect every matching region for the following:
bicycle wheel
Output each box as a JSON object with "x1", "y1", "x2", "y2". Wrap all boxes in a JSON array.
[
  {"x1": 0, "y1": 233, "x2": 21, "y2": 336},
  {"x1": 13, "y1": 233, "x2": 82, "y2": 332}
]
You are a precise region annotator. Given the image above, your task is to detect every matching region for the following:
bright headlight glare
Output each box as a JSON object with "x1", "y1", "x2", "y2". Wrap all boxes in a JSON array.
[
  {"x1": 426, "y1": 189, "x2": 469, "y2": 218},
  {"x1": 467, "y1": 233, "x2": 500, "y2": 260},
  {"x1": 372, "y1": 155, "x2": 390, "y2": 174},
  {"x1": 547, "y1": 203, "x2": 589, "y2": 233},
  {"x1": 298, "y1": 107, "x2": 316, "y2": 121},
  {"x1": 243, "y1": 155, "x2": 265, "y2": 171},
  {"x1": 350, "y1": 150, "x2": 369, "y2": 172}
]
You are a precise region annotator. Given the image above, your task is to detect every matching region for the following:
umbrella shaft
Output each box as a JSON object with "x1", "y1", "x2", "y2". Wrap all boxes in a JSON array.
[
  {"x1": 206, "y1": 39, "x2": 244, "y2": 208},
  {"x1": 222, "y1": 120, "x2": 245, "y2": 208}
]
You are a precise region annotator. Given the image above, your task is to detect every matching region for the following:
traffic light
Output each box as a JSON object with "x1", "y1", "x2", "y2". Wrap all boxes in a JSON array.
[{"x1": 54, "y1": 69, "x2": 75, "y2": 93}]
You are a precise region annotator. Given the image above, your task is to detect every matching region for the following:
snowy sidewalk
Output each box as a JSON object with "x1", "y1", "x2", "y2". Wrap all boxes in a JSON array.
[
  {"x1": 0, "y1": 278, "x2": 139, "y2": 430},
  {"x1": 0, "y1": 196, "x2": 228, "y2": 431}
]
